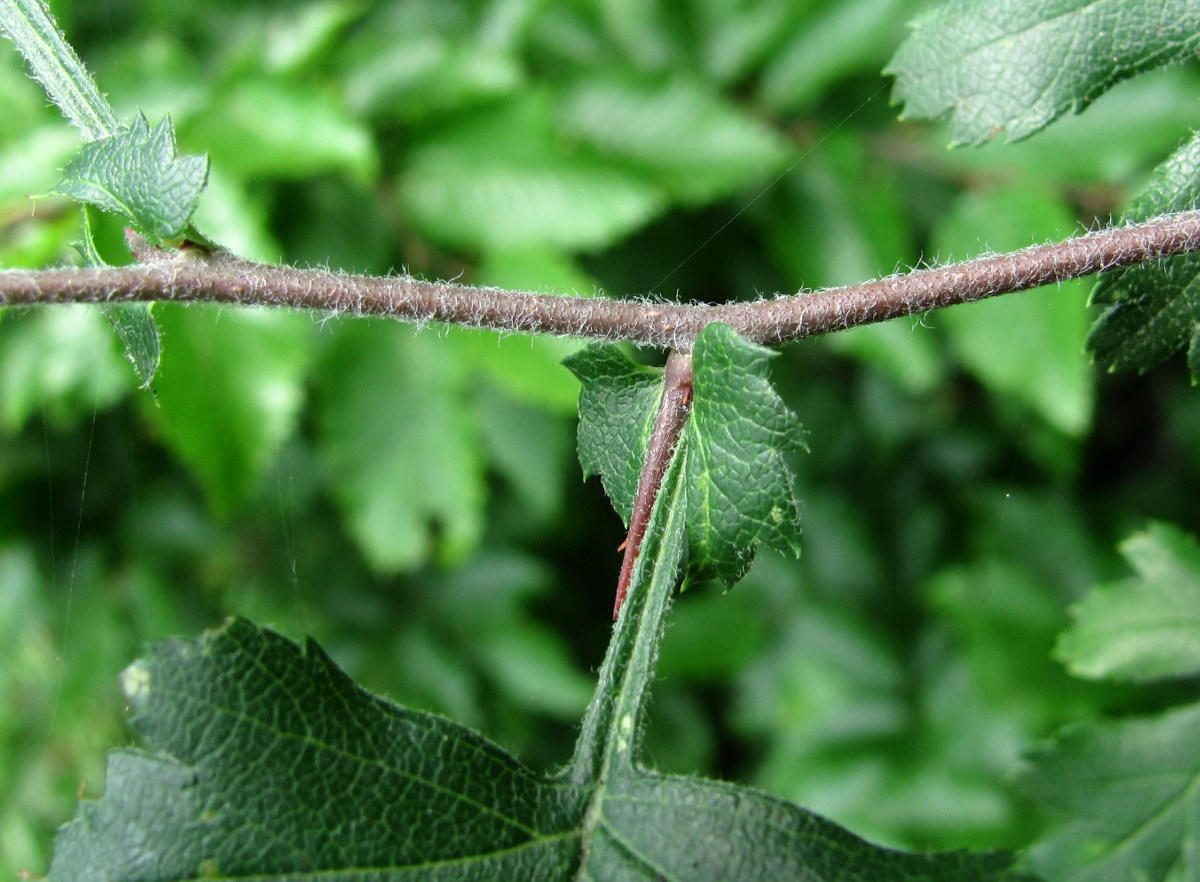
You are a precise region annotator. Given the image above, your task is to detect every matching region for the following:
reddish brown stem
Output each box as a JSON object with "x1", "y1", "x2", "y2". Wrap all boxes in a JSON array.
[{"x1": 613, "y1": 350, "x2": 694, "y2": 619}]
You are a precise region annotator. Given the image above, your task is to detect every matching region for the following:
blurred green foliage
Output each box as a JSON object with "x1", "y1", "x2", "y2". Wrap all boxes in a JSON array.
[{"x1": 3, "y1": 0, "x2": 1200, "y2": 875}]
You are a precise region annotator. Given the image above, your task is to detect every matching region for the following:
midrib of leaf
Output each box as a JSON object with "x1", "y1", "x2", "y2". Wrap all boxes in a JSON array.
[
  {"x1": 571, "y1": 442, "x2": 689, "y2": 848},
  {"x1": 0, "y1": 0, "x2": 117, "y2": 141}
]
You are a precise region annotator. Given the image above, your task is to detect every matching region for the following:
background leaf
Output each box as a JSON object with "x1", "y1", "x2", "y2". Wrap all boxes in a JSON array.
[
  {"x1": 1018, "y1": 702, "x2": 1200, "y2": 882},
  {"x1": 1056, "y1": 522, "x2": 1200, "y2": 681}
]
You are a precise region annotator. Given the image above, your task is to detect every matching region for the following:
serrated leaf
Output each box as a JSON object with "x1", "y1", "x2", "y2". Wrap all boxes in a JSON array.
[
  {"x1": 99, "y1": 303, "x2": 159, "y2": 390},
  {"x1": 1087, "y1": 132, "x2": 1200, "y2": 378},
  {"x1": 50, "y1": 617, "x2": 1032, "y2": 881},
  {"x1": 557, "y1": 71, "x2": 791, "y2": 204},
  {"x1": 49, "y1": 113, "x2": 208, "y2": 241},
  {"x1": 148, "y1": 304, "x2": 312, "y2": 516},
  {"x1": 566, "y1": 323, "x2": 803, "y2": 586},
  {"x1": 564, "y1": 344, "x2": 663, "y2": 524},
  {"x1": 400, "y1": 94, "x2": 665, "y2": 252},
  {"x1": 887, "y1": 0, "x2": 1200, "y2": 145},
  {"x1": 1018, "y1": 701, "x2": 1200, "y2": 882},
  {"x1": 316, "y1": 322, "x2": 486, "y2": 572},
  {"x1": 686, "y1": 322, "x2": 804, "y2": 584},
  {"x1": 1057, "y1": 522, "x2": 1200, "y2": 682}
]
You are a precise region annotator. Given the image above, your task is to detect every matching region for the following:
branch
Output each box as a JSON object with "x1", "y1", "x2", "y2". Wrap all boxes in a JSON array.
[{"x1": 3, "y1": 211, "x2": 1200, "y2": 349}]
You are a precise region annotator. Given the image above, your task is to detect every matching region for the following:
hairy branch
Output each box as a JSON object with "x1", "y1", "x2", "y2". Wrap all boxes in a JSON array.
[{"x1": 3, "y1": 211, "x2": 1200, "y2": 349}]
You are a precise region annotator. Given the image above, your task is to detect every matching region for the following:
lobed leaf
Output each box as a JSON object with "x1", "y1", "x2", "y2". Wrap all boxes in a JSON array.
[
  {"x1": 49, "y1": 113, "x2": 208, "y2": 242},
  {"x1": 887, "y1": 0, "x2": 1200, "y2": 146},
  {"x1": 49, "y1": 617, "x2": 1033, "y2": 881},
  {"x1": 1056, "y1": 522, "x2": 1200, "y2": 681},
  {"x1": 1018, "y1": 701, "x2": 1200, "y2": 882}
]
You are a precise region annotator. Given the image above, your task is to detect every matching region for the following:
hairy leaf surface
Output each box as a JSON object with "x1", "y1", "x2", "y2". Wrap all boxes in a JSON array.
[
  {"x1": 888, "y1": 0, "x2": 1200, "y2": 145},
  {"x1": 50, "y1": 113, "x2": 208, "y2": 241},
  {"x1": 1057, "y1": 522, "x2": 1200, "y2": 682}
]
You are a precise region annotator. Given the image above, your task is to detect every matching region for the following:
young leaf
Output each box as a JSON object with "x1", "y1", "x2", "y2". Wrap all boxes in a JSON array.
[
  {"x1": 50, "y1": 618, "x2": 1032, "y2": 881},
  {"x1": 567, "y1": 324, "x2": 803, "y2": 587},
  {"x1": 564, "y1": 344, "x2": 664, "y2": 524},
  {"x1": 1018, "y1": 701, "x2": 1200, "y2": 882},
  {"x1": 99, "y1": 303, "x2": 159, "y2": 391},
  {"x1": 49, "y1": 113, "x2": 208, "y2": 242},
  {"x1": 887, "y1": 0, "x2": 1200, "y2": 145},
  {"x1": 1056, "y1": 522, "x2": 1200, "y2": 682},
  {"x1": 686, "y1": 322, "x2": 804, "y2": 584},
  {"x1": 1087, "y1": 133, "x2": 1200, "y2": 378}
]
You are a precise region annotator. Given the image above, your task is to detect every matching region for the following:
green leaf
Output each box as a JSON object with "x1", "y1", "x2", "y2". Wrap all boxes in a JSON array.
[
  {"x1": 931, "y1": 185, "x2": 1093, "y2": 435},
  {"x1": 181, "y1": 78, "x2": 376, "y2": 182},
  {"x1": 887, "y1": 0, "x2": 1200, "y2": 145},
  {"x1": 400, "y1": 94, "x2": 665, "y2": 252},
  {"x1": 557, "y1": 71, "x2": 791, "y2": 204},
  {"x1": 685, "y1": 322, "x2": 804, "y2": 584},
  {"x1": 1087, "y1": 133, "x2": 1200, "y2": 378},
  {"x1": 567, "y1": 324, "x2": 804, "y2": 587},
  {"x1": 49, "y1": 113, "x2": 208, "y2": 242},
  {"x1": 99, "y1": 303, "x2": 159, "y2": 390},
  {"x1": 148, "y1": 304, "x2": 312, "y2": 517},
  {"x1": 316, "y1": 322, "x2": 486, "y2": 572},
  {"x1": 1018, "y1": 701, "x2": 1200, "y2": 882},
  {"x1": 49, "y1": 621, "x2": 1030, "y2": 878},
  {"x1": 1056, "y1": 522, "x2": 1200, "y2": 682},
  {"x1": 0, "y1": 305, "x2": 129, "y2": 431},
  {"x1": 564, "y1": 344, "x2": 663, "y2": 524},
  {"x1": 760, "y1": 0, "x2": 921, "y2": 112}
]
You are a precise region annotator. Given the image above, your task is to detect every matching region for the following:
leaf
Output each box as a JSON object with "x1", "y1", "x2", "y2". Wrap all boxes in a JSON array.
[
  {"x1": 148, "y1": 304, "x2": 313, "y2": 517},
  {"x1": 567, "y1": 324, "x2": 804, "y2": 587},
  {"x1": 99, "y1": 303, "x2": 159, "y2": 390},
  {"x1": 685, "y1": 322, "x2": 804, "y2": 584},
  {"x1": 1056, "y1": 522, "x2": 1200, "y2": 682},
  {"x1": 760, "y1": 0, "x2": 921, "y2": 112},
  {"x1": 1018, "y1": 701, "x2": 1200, "y2": 882},
  {"x1": 1087, "y1": 132, "x2": 1200, "y2": 378},
  {"x1": 400, "y1": 93, "x2": 665, "y2": 252},
  {"x1": 316, "y1": 322, "x2": 486, "y2": 572},
  {"x1": 180, "y1": 77, "x2": 376, "y2": 181},
  {"x1": 49, "y1": 113, "x2": 208, "y2": 241},
  {"x1": 887, "y1": 0, "x2": 1200, "y2": 145},
  {"x1": 564, "y1": 344, "x2": 664, "y2": 524},
  {"x1": 48, "y1": 622, "x2": 1031, "y2": 879},
  {"x1": 557, "y1": 71, "x2": 791, "y2": 204}
]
